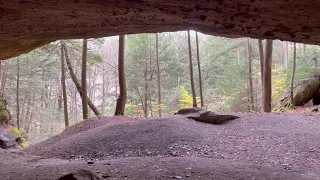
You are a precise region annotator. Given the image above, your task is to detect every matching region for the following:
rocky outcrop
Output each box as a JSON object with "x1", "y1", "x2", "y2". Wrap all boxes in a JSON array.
[
  {"x1": 1, "y1": 1, "x2": 320, "y2": 59},
  {"x1": 0, "y1": 128, "x2": 16, "y2": 149},
  {"x1": 57, "y1": 169, "x2": 100, "y2": 180},
  {"x1": 281, "y1": 76, "x2": 320, "y2": 107},
  {"x1": 176, "y1": 108, "x2": 239, "y2": 124}
]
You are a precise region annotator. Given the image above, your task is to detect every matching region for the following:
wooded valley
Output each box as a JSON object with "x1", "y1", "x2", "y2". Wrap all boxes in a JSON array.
[{"x1": 1, "y1": 31, "x2": 319, "y2": 142}]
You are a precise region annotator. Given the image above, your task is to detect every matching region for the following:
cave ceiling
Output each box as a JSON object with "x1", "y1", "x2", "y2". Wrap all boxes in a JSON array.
[{"x1": 1, "y1": 0, "x2": 320, "y2": 60}]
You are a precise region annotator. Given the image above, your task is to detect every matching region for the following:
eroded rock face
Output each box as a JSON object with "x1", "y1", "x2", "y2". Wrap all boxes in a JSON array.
[{"x1": 1, "y1": 1, "x2": 320, "y2": 59}]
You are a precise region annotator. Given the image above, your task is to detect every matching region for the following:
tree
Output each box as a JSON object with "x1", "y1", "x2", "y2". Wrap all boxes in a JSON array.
[
  {"x1": 1, "y1": 61, "x2": 8, "y2": 97},
  {"x1": 187, "y1": 31, "x2": 197, "y2": 107},
  {"x1": 155, "y1": 33, "x2": 162, "y2": 117},
  {"x1": 61, "y1": 41, "x2": 101, "y2": 117},
  {"x1": 290, "y1": 43, "x2": 297, "y2": 104},
  {"x1": 16, "y1": 58, "x2": 20, "y2": 129},
  {"x1": 247, "y1": 38, "x2": 254, "y2": 111},
  {"x1": 196, "y1": 32, "x2": 204, "y2": 108},
  {"x1": 263, "y1": 40, "x2": 273, "y2": 112},
  {"x1": 258, "y1": 40, "x2": 264, "y2": 85},
  {"x1": 115, "y1": 35, "x2": 127, "y2": 115},
  {"x1": 81, "y1": 39, "x2": 89, "y2": 119},
  {"x1": 60, "y1": 41, "x2": 69, "y2": 128}
]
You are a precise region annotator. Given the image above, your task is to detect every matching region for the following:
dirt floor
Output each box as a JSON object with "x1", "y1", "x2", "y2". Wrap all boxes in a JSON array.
[{"x1": 1, "y1": 113, "x2": 320, "y2": 179}]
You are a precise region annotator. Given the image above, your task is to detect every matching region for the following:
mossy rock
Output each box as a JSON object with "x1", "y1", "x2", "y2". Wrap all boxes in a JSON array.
[
  {"x1": 10, "y1": 128, "x2": 29, "y2": 148},
  {"x1": 280, "y1": 77, "x2": 320, "y2": 107},
  {"x1": 293, "y1": 77, "x2": 320, "y2": 106}
]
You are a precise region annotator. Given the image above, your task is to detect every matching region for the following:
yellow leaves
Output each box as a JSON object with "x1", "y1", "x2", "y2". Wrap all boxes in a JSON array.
[
  {"x1": 126, "y1": 104, "x2": 144, "y2": 117},
  {"x1": 178, "y1": 86, "x2": 193, "y2": 109},
  {"x1": 272, "y1": 74, "x2": 287, "y2": 102},
  {"x1": 11, "y1": 127, "x2": 22, "y2": 138},
  {"x1": 11, "y1": 127, "x2": 29, "y2": 148}
]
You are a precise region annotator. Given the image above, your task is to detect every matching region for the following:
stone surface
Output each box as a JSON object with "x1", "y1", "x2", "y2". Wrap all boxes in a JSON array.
[
  {"x1": 0, "y1": 128, "x2": 16, "y2": 149},
  {"x1": 1, "y1": 1, "x2": 320, "y2": 59},
  {"x1": 175, "y1": 108, "x2": 239, "y2": 124},
  {"x1": 175, "y1": 107, "x2": 202, "y2": 115},
  {"x1": 57, "y1": 169, "x2": 100, "y2": 180},
  {"x1": 281, "y1": 77, "x2": 320, "y2": 107}
]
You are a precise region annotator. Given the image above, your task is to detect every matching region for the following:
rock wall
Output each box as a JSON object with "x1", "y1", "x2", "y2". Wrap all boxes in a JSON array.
[{"x1": 1, "y1": 0, "x2": 320, "y2": 59}]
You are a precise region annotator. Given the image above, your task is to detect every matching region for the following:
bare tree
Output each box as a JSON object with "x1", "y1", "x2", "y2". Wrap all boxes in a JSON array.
[
  {"x1": 16, "y1": 58, "x2": 20, "y2": 129},
  {"x1": 60, "y1": 41, "x2": 69, "y2": 128},
  {"x1": 196, "y1": 32, "x2": 204, "y2": 108},
  {"x1": 290, "y1": 43, "x2": 297, "y2": 104},
  {"x1": 247, "y1": 38, "x2": 254, "y2": 111},
  {"x1": 155, "y1": 33, "x2": 162, "y2": 117},
  {"x1": 81, "y1": 39, "x2": 89, "y2": 119},
  {"x1": 115, "y1": 35, "x2": 127, "y2": 115},
  {"x1": 263, "y1": 40, "x2": 273, "y2": 112},
  {"x1": 187, "y1": 30, "x2": 197, "y2": 107},
  {"x1": 61, "y1": 41, "x2": 101, "y2": 116}
]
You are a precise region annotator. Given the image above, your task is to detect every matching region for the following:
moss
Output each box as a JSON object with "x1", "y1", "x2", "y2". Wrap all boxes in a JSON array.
[
  {"x1": 0, "y1": 101, "x2": 8, "y2": 118},
  {"x1": 11, "y1": 127, "x2": 29, "y2": 148},
  {"x1": 19, "y1": 142, "x2": 29, "y2": 148},
  {"x1": 11, "y1": 127, "x2": 22, "y2": 138}
]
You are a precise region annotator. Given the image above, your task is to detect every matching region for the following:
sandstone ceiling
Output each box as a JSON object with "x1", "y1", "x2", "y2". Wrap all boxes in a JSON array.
[{"x1": 1, "y1": 0, "x2": 320, "y2": 60}]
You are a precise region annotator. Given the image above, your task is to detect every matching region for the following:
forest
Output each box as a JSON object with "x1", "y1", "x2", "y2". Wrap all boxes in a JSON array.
[{"x1": 1, "y1": 31, "x2": 319, "y2": 142}]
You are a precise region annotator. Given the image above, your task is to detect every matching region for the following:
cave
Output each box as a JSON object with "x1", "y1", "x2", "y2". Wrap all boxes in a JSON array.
[{"x1": 1, "y1": 1, "x2": 320, "y2": 60}]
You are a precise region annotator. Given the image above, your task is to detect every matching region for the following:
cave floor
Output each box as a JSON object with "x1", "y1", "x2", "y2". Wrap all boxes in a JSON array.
[{"x1": 1, "y1": 112, "x2": 320, "y2": 180}]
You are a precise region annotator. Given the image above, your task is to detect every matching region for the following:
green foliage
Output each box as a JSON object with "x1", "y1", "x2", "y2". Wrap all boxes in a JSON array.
[
  {"x1": 125, "y1": 104, "x2": 144, "y2": 117},
  {"x1": 5, "y1": 31, "x2": 320, "y2": 144}
]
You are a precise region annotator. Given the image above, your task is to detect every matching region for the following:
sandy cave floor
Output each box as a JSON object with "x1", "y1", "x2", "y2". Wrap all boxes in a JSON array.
[{"x1": 1, "y1": 113, "x2": 320, "y2": 179}]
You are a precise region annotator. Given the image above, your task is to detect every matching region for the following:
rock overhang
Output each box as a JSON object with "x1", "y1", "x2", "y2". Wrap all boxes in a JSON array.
[{"x1": 1, "y1": 0, "x2": 320, "y2": 59}]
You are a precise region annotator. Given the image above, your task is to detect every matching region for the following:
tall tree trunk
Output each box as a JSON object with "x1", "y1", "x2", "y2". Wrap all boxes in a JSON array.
[
  {"x1": 0, "y1": 61, "x2": 1, "y2": 96},
  {"x1": 247, "y1": 38, "x2": 254, "y2": 111},
  {"x1": 115, "y1": 35, "x2": 127, "y2": 115},
  {"x1": 263, "y1": 40, "x2": 273, "y2": 112},
  {"x1": 144, "y1": 62, "x2": 148, "y2": 117},
  {"x1": 40, "y1": 68, "x2": 45, "y2": 108},
  {"x1": 1, "y1": 61, "x2": 8, "y2": 97},
  {"x1": 281, "y1": 41, "x2": 285, "y2": 66},
  {"x1": 237, "y1": 47, "x2": 240, "y2": 62},
  {"x1": 258, "y1": 40, "x2": 264, "y2": 85},
  {"x1": 285, "y1": 42, "x2": 289, "y2": 69},
  {"x1": 81, "y1": 39, "x2": 89, "y2": 120},
  {"x1": 102, "y1": 64, "x2": 106, "y2": 116},
  {"x1": 187, "y1": 30, "x2": 197, "y2": 107},
  {"x1": 155, "y1": 33, "x2": 162, "y2": 117},
  {"x1": 314, "y1": 57, "x2": 318, "y2": 70},
  {"x1": 16, "y1": 59, "x2": 20, "y2": 129},
  {"x1": 61, "y1": 41, "x2": 101, "y2": 116},
  {"x1": 290, "y1": 43, "x2": 297, "y2": 103},
  {"x1": 24, "y1": 96, "x2": 31, "y2": 134},
  {"x1": 196, "y1": 32, "x2": 204, "y2": 108},
  {"x1": 60, "y1": 41, "x2": 69, "y2": 128}
]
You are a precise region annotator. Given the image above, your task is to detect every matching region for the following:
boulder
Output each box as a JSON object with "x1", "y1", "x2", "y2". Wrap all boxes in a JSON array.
[
  {"x1": 293, "y1": 77, "x2": 320, "y2": 106},
  {"x1": 175, "y1": 107, "x2": 202, "y2": 115},
  {"x1": 175, "y1": 108, "x2": 239, "y2": 124},
  {"x1": 0, "y1": 128, "x2": 16, "y2": 149},
  {"x1": 313, "y1": 90, "x2": 320, "y2": 105},
  {"x1": 57, "y1": 169, "x2": 100, "y2": 180},
  {"x1": 281, "y1": 76, "x2": 320, "y2": 107}
]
